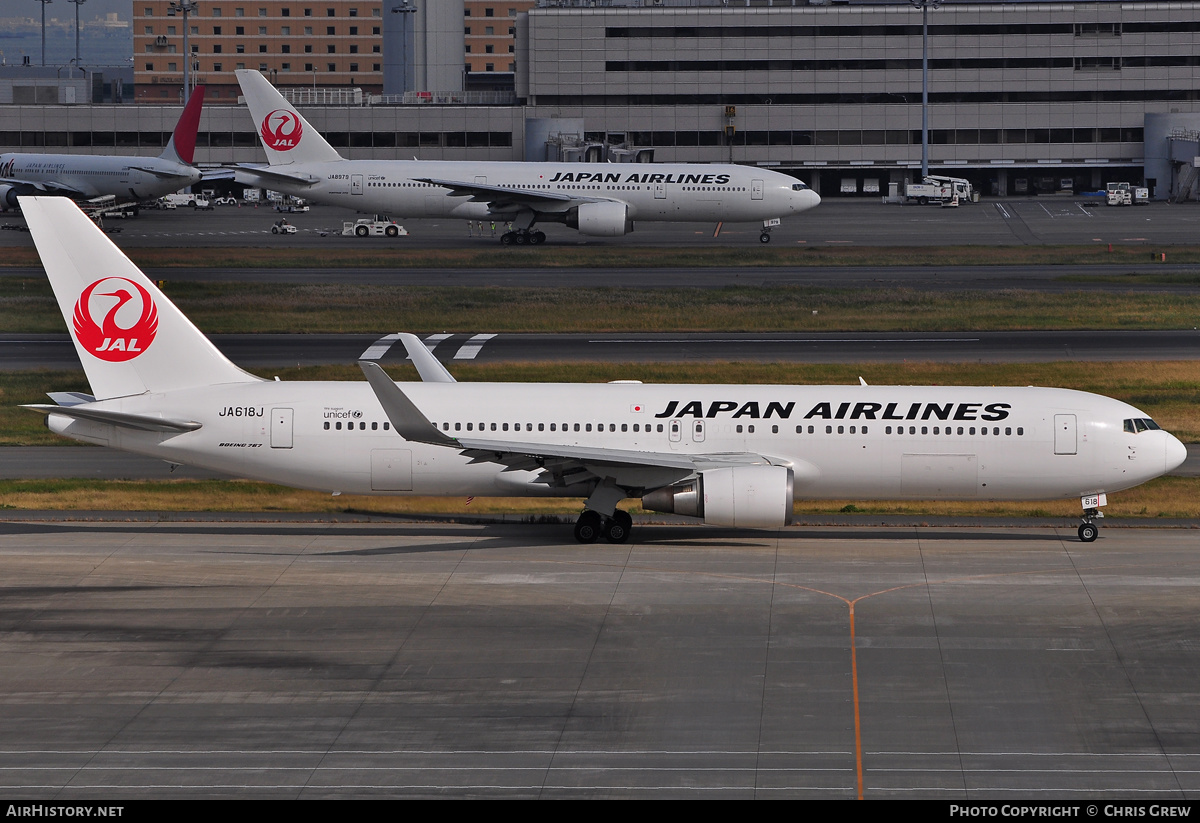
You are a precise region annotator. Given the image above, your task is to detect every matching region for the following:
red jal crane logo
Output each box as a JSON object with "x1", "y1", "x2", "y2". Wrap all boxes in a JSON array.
[
  {"x1": 72, "y1": 278, "x2": 158, "y2": 362},
  {"x1": 260, "y1": 109, "x2": 303, "y2": 151}
]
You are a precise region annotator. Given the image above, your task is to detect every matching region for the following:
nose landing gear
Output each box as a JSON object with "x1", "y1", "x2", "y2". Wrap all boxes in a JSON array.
[{"x1": 1077, "y1": 508, "x2": 1102, "y2": 543}]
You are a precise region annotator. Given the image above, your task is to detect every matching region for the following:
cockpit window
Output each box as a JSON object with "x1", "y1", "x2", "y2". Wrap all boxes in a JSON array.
[
  {"x1": 1124, "y1": 417, "x2": 1161, "y2": 433},
  {"x1": 792, "y1": 183, "x2": 809, "y2": 191}
]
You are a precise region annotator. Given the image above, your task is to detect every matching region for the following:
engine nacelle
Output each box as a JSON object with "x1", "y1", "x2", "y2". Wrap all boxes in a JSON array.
[
  {"x1": 0, "y1": 184, "x2": 27, "y2": 210},
  {"x1": 642, "y1": 465, "x2": 794, "y2": 528},
  {"x1": 567, "y1": 201, "x2": 633, "y2": 236}
]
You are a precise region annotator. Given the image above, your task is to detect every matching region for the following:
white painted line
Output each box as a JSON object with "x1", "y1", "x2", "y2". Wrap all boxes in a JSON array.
[
  {"x1": 359, "y1": 333, "x2": 402, "y2": 361},
  {"x1": 423, "y1": 333, "x2": 453, "y2": 352},
  {"x1": 453, "y1": 333, "x2": 497, "y2": 360}
]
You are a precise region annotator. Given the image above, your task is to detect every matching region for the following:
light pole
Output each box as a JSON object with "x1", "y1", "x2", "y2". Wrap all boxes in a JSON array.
[
  {"x1": 68, "y1": 0, "x2": 85, "y2": 75},
  {"x1": 168, "y1": 0, "x2": 198, "y2": 104},
  {"x1": 34, "y1": 0, "x2": 51, "y2": 66},
  {"x1": 910, "y1": 0, "x2": 943, "y2": 180}
]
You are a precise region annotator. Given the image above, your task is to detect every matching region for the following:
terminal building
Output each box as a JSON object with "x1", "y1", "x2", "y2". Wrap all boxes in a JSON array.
[{"x1": 3, "y1": 0, "x2": 1200, "y2": 199}]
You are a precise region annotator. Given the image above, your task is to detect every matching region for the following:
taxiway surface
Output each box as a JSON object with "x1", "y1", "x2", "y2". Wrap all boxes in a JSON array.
[{"x1": 1, "y1": 520, "x2": 1198, "y2": 799}]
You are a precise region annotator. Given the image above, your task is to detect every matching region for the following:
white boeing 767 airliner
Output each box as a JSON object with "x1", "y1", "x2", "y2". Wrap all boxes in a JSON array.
[
  {"x1": 0, "y1": 88, "x2": 207, "y2": 209},
  {"x1": 232, "y1": 69, "x2": 820, "y2": 244},
  {"x1": 21, "y1": 196, "x2": 1186, "y2": 543}
]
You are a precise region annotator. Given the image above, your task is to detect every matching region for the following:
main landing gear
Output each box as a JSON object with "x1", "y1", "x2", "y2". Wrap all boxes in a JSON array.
[
  {"x1": 1078, "y1": 507, "x2": 1102, "y2": 543},
  {"x1": 500, "y1": 229, "x2": 547, "y2": 246},
  {"x1": 573, "y1": 509, "x2": 633, "y2": 544}
]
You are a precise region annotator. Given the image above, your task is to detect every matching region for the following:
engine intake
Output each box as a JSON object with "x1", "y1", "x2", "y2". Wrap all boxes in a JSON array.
[
  {"x1": 642, "y1": 465, "x2": 794, "y2": 528},
  {"x1": 566, "y1": 201, "x2": 633, "y2": 236}
]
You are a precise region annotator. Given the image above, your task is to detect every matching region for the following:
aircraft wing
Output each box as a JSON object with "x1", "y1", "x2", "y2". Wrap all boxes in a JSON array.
[
  {"x1": 359, "y1": 361, "x2": 782, "y2": 492},
  {"x1": 413, "y1": 176, "x2": 587, "y2": 210},
  {"x1": 0, "y1": 177, "x2": 87, "y2": 197}
]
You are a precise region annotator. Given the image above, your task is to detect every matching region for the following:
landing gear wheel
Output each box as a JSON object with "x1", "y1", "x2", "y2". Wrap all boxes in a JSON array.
[
  {"x1": 1078, "y1": 522, "x2": 1099, "y2": 543},
  {"x1": 574, "y1": 511, "x2": 602, "y2": 544},
  {"x1": 513, "y1": 231, "x2": 528, "y2": 245},
  {"x1": 604, "y1": 510, "x2": 633, "y2": 544},
  {"x1": 530, "y1": 231, "x2": 546, "y2": 245},
  {"x1": 500, "y1": 231, "x2": 515, "y2": 245},
  {"x1": 759, "y1": 232, "x2": 772, "y2": 244}
]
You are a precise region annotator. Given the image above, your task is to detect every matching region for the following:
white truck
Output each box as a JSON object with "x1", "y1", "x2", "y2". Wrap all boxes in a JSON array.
[
  {"x1": 1106, "y1": 182, "x2": 1149, "y2": 206},
  {"x1": 342, "y1": 215, "x2": 408, "y2": 237},
  {"x1": 904, "y1": 175, "x2": 974, "y2": 205}
]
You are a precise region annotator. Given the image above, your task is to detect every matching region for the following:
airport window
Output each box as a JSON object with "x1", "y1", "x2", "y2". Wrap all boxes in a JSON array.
[
  {"x1": 236, "y1": 44, "x2": 245, "y2": 53},
  {"x1": 485, "y1": 44, "x2": 494, "y2": 53},
  {"x1": 236, "y1": 25, "x2": 244, "y2": 34},
  {"x1": 144, "y1": 26, "x2": 153, "y2": 34},
  {"x1": 236, "y1": 7, "x2": 244, "y2": 16},
  {"x1": 259, "y1": 8, "x2": 267, "y2": 16},
  {"x1": 258, "y1": 26, "x2": 267, "y2": 34},
  {"x1": 304, "y1": 8, "x2": 312, "y2": 16},
  {"x1": 350, "y1": 45, "x2": 358, "y2": 53},
  {"x1": 167, "y1": 25, "x2": 177, "y2": 34},
  {"x1": 282, "y1": 7, "x2": 290, "y2": 16},
  {"x1": 282, "y1": 44, "x2": 290, "y2": 53},
  {"x1": 259, "y1": 45, "x2": 267, "y2": 53},
  {"x1": 213, "y1": 26, "x2": 222, "y2": 35},
  {"x1": 349, "y1": 7, "x2": 357, "y2": 16},
  {"x1": 236, "y1": 62, "x2": 245, "y2": 69},
  {"x1": 144, "y1": 7, "x2": 153, "y2": 16},
  {"x1": 145, "y1": 62, "x2": 154, "y2": 70},
  {"x1": 327, "y1": 8, "x2": 335, "y2": 16},
  {"x1": 305, "y1": 45, "x2": 312, "y2": 52},
  {"x1": 485, "y1": 8, "x2": 494, "y2": 16},
  {"x1": 191, "y1": 25, "x2": 199, "y2": 34},
  {"x1": 327, "y1": 62, "x2": 335, "y2": 71},
  {"x1": 304, "y1": 62, "x2": 312, "y2": 70},
  {"x1": 349, "y1": 26, "x2": 357, "y2": 35},
  {"x1": 327, "y1": 26, "x2": 335, "y2": 34},
  {"x1": 212, "y1": 8, "x2": 222, "y2": 16},
  {"x1": 485, "y1": 26, "x2": 494, "y2": 35},
  {"x1": 372, "y1": 45, "x2": 379, "y2": 53},
  {"x1": 259, "y1": 62, "x2": 268, "y2": 70},
  {"x1": 168, "y1": 62, "x2": 177, "y2": 71},
  {"x1": 304, "y1": 26, "x2": 312, "y2": 33},
  {"x1": 281, "y1": 62, "x2": 289, "y2": 70},
  {"x1": 349, "y1": 63, "x2": 358, "y2": 72},
  {"x1": 327, "y1": 45, "x2": 335, "y2": 53},
  {"x1": 373, "y1": 26, "x2": 379, "y2": 34}
]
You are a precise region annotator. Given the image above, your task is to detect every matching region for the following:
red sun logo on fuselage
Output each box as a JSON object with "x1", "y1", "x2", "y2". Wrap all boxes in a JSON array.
[
  {"x1": 72, "y1": 277, "x2": 158, "y2": 362},
  {"x1": 260, "y1": 109, "x2": 303, "y2": 151}
]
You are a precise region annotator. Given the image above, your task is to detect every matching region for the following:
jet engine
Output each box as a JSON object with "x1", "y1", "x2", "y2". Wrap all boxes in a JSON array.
[
  {"x1": 566, "y1": 201, "x2": 633, "y2": 236},
  {"x1": 642, "y1": 465, "x2": 794, "y2": 528},
  {"x1": 0, "y1": 184, "x2": 32, "y2": 210}
]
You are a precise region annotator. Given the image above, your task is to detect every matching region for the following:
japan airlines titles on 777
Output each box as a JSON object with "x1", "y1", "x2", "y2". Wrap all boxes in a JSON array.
[
  {"x1": 19, "y1": 196, "x2": 1186, "y2": 544},
  {"x1": 0, "y1": 88, "x2": 207, "y2": 209},
  {"x1": 231, "y1": 69, "x2": 820, "y2": 245}
]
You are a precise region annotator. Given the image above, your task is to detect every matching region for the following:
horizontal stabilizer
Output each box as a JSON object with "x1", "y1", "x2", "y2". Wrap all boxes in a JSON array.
[
  {"x1": 22, "y1": 404, "x2": 201, "y2": 433},
  {"x1": 47, "y1": 391, "x2": 96, "y2": 407}
]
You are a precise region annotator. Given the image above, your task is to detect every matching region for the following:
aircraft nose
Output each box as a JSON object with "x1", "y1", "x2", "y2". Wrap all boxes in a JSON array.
[
  {"x1": 793, "y1": 188, "x2": 821, "y2": 213},
  {"x1": 1165, "y1": 434, "x2": 1188, "y2": 474}
]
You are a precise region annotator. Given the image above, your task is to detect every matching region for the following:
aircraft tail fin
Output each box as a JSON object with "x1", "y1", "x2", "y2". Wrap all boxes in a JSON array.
[
  {"x1": 20, "y1": 196, "x2": 262, "y2": 401},
  {"x1": 159, "y1": 86, "x2": 206, "y2": 165},
  {"x1": 236, "y1": 69, "x2": 343, "y2": 166}
]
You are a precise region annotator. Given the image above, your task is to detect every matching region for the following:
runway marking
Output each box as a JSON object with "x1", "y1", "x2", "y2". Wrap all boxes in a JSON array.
[
  {"x1": 453, "y1": 333, "x2": 497, "y2": 360},
  {"x1": 994, "y1": 203, "x2": 1011, "y2": 218},
  {"x1": 359, "y1": 333, "x2": 402, "y2": 361},
  {"x1": 423, "y1": 332, "x2": 453, "y2": 352}
]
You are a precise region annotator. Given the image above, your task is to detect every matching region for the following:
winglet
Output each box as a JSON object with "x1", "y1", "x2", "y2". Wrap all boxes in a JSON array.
[
  {"x1": 358, "y1": 361, "x2": 460, "y2": 446},
  {"x1": 399, "y1": 334, "x2": 457, "y2": 383},
  {"x1": 160, "y1": 86, "x2": 206, "y2": 165}
]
